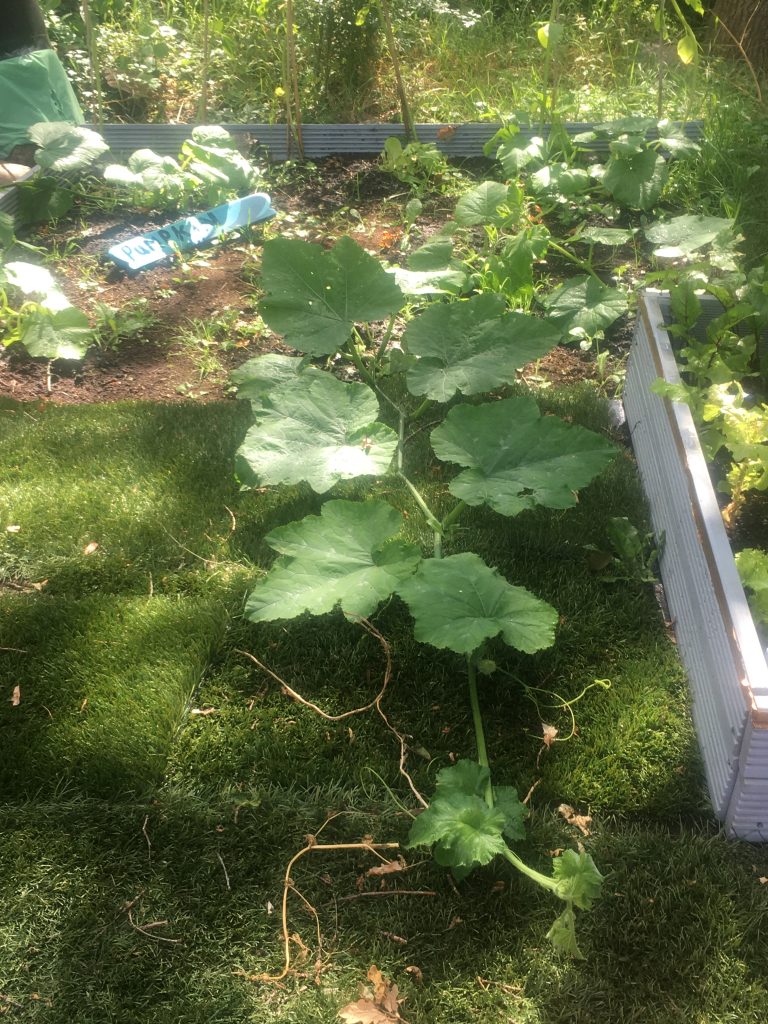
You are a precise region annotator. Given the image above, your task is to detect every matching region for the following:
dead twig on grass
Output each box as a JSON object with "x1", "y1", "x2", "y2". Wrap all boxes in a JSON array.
[{"x1": 236, "y1": 617, "x2": 428, "y2": 808}]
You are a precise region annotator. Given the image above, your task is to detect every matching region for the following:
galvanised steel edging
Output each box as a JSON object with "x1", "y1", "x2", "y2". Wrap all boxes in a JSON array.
[
  {"x1": 624, "y1": 290, "x2": 768, "y2": 841},
  {"x1": 89, "y1": 120, "x2": 704, "y2": 160}
]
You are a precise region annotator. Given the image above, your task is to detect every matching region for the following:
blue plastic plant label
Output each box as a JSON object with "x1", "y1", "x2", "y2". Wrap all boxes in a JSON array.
[{"x1": 107, "y1": 191, "x2": 277, "y2": 271}]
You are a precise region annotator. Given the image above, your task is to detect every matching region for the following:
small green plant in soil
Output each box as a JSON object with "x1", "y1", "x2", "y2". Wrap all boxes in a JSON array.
[
  {"x1": 230, "y1": 233, "x2": 618, "y2": 955},
  {"x1": 91, "y1": 298, "x2": 158, "y2": 351}
]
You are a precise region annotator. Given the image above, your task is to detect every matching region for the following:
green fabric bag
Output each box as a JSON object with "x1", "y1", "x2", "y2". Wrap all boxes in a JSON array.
[{"x1": 0, "y1": 49, "x2": 83, "y2": 156}]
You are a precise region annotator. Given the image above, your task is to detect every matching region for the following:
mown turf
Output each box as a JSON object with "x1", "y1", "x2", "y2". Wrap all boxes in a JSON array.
[{"x1": 0, "y1": 390, "x2": 763, "y2": 1023}]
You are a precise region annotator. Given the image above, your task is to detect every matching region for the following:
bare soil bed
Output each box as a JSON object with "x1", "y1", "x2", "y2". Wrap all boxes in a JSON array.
[{"x1": 0, "y1": 156, "x2": 601, "y2": 404}]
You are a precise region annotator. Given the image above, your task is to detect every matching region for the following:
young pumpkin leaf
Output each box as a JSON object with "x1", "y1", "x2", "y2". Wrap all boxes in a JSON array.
[
  {"x1": 546, "y1": 904, "x2": 585, "y2": 959},
  {"x1": 28, "y1": 122, "x2": 108, "y2": 172},
  {"x1": 541, "y1": 275, "x2": 628, "y2": 338},
  {"x1": 430, "y1": 397, "x2": 616, "y2": 516},
  {"x1": 576, "y1": 226, "x2": 636, "y2": 247},
  {"x1": 407, "y1": 237, "x2": 454, "y2": 270},
  {"x1": 454, "y1": 181, "x2": 511, "y2": 227},
  {"x1": 432, "y1": 759, "x2": 490, "y2": 798},
  {"x1": 259, "y1": 236, "x2": 404, "y2": 355},
  {"x1": 407, "y1": 790, "x2": 508, "y2": 868},
  {"x1": 19, "y1": 307, "x2": 93, "y2": 360},
  {"x1": 404, "y1": 294, "x2": 560, "y2": 402},
  {"x1": 397, "y1": 552, "x2": 558, "y2": 655},
  {"x1": 552, "y1": 849, "x2": 604, "y2": 910},
  {"x1": 530, "y1": 163, "x2": 590, "y2": 198},
  {"x1": 235, "y1": 372, "x2": 397, "y2": 492},
  {"x1": 496, "y1": 135, "x2": 546, "y2": 176},
  {"x1": 389, "y1": 266, "x2": 466, "y2": 296},
  {"x1": 245, "y1": 500, "x2": 421, "y2": 622},
  {"x1": 603, "y1": 148, "x2": 668, "y2": 211}
]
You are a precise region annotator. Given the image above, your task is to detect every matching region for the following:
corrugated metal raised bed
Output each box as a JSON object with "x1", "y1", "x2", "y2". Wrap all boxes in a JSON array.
[
  {"x1": 0, "y1": 120, "x2": 704, "y2": 218},
  {"x1": 624, "y1": 290, "x2": 768, "y2": 840}
]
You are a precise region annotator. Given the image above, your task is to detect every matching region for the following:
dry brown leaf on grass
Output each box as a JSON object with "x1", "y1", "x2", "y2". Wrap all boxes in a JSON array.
[
  {"x1": 82, "y1": 542, "x2": 99, "y2": 555},
  {"x1": 10, "y1": 686, "x2": 20, "y2": 707},
  {"x1": 542, "y1": 723, "x2": 559, "y2": 748},
  {"x1": 366, "y1": 857, "x2": 407, "y2": 879},
  {"x1": 338, "y1": 965, "x2": 404, "y2": 1024},
  {"x1": 557, "y1": 803, "x2": 592, "y2": 836}
]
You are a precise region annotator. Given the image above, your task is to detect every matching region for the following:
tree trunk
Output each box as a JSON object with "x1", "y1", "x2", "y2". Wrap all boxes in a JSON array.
[{"x1": 711, "y1": 0, "x2": 768, "y2": 71}]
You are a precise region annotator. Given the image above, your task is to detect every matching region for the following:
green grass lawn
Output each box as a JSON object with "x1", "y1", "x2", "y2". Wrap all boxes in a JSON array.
[{"x1": 1, "y1": 393, "x2": 766, "y2": 1023}]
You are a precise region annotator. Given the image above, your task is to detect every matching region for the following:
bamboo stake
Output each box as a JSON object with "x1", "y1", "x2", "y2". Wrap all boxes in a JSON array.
[
  {"x1": 81, "y1": 0, "x2": 104, "y2": 124},
  {"x1": 379, "y1": 0, "x2": 416, "y2": 142},
  {"x1": 197, "y1": 0, "x2": 211, "y2": 122}
]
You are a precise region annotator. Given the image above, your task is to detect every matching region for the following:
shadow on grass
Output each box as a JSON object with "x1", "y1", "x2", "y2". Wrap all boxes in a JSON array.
[{"x1": 0, "y1": 797, "x2": 766, "y2": 1024}]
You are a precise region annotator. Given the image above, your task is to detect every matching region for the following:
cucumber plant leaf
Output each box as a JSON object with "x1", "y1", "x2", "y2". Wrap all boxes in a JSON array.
[
  {"x1": 541, "y1": 275, "x2": 628, "y2": 337},
  {"x1": 235, "y1": 372, "x2": 397, "y2": 492},
  {"x1": 431, "y1": 396, "x2": 616, "y2": 516},
  {"x1": 407, "y1": 790, "x2": 508, "y2": 868},
  {"x1": 259, "y1": 236, "x2": 404, "y2": 355},
  {"x1": 454, "y1": 181, "x2": 511, "y2": 227},
  {"x1": 397, "y1": 552, "x2": 558, "y2": 655},
  {"x1": 603, "y1": 147, "x2": 668, "y2": 211},
  {"x1": 245, "y1": 499, "x2": 422, "y2": 622},
  {"x1": 404, "y1": 293, "x2": 560, "y2": 401}
]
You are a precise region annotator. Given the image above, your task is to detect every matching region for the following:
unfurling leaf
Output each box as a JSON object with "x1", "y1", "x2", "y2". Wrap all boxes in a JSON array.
[
  {"x1": 551, "y1": 849, "x2": 604, "y2": 909},
  {"x1": 546, "y1": 904, "x2": 585, "y2": 958}
]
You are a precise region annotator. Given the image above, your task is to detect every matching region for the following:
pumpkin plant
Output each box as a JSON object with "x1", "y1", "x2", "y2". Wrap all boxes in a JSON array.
[{"x1": 234, "y1": 235, "x2": 616, "y2": 956}]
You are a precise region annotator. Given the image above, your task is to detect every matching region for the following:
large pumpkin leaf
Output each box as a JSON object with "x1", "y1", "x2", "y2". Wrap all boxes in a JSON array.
[
  {"x1": 644, "y1": 213, "x2": 734, "y2": 259},
  {"x1": 28, "y1": 122, "x2": 108, "y2": 172},
  {"x1": 397, "y1": 552, "x2": 558, "y2": 655},
  {"x1": 235, "y1": 372, "x2": 397, "y2": 492},
  {"x1": 454, "y1": 181, "x2": 511, "y2": 227},
  {"x1": 229, "y1": 353, "x2": 322, "y2": 408},
  {"x1": 603, "y1": 147, "x2": 668, "y2": 211},
  {"x1": 541, "y1": 275, "x2": 628, "y2": 338},
  {"x1": 245, "y1": 500, "x2": 421, "y2": 622},
  {"x1": 259, "y1": 236, "x2": 404, "y2": 355},
  {"x1": 404, "y1": 293, "x2": 560, "y2": 402},
  {"x1": 430, "y1": 396, "x2": 616, "y2": 516}
]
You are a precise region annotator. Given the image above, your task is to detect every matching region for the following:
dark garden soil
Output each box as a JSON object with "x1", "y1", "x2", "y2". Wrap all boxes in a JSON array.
[{"x1": 0, "y1": 156, "x2": 602, "y2": 405}]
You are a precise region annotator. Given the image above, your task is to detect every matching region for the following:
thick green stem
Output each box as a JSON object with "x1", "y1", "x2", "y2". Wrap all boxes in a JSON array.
[
  {"x1": 399, "y1": 473, "x2": 442, "y2": 536},
  {"x1": 441, "y1": 500, "x2": 466, "y2": 534},
  {"x1": 410, "y1": 398, "x2": 433, "y2": 421},
  {"x1": 500, "y1": 845, "x2": 561, "y2": 897},
  {"x1": 347, "y1": 338, "x2": 378, "y2": 391},
  {"x1": 467, "y1": 655, "x2": 493, "y2": 807},
  {"x1": 548, "y1": 240, "x2": 602, "y2": 283},
  {"x1": 375, "y1": 315, "x2": 397, "y2": 367}
]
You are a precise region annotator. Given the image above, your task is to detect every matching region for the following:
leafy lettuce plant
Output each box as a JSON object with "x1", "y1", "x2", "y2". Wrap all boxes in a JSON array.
[{"x1": 233, "y1": 234, "x2": 615, "y2": 955}]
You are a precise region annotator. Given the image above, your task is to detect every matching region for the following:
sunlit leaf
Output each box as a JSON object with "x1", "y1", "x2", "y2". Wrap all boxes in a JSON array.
[
  {"x1": 454, "y1": 181, "x2": 511, "y2": 227},
  {"x1": 259, "y1": 236, "x2": 404, "y2": 355},
  {"x1": 245, "y1": 500, "x2": 421, "y2": 621},
  {"x1": 397, "y1": 552, "x2": 558, "y2": 655},
  {"x1": 404, "y1": 294, "x2": 560, "y2": 401},
  {"x1": 235, "y1": 372, "x2": 397, "y2": 492},
  {"x1": 541, "y1": 275, "x2": 628, "y2": 337},
  {"x1": 431, "y1": 396, "x2": 616, "y2": 516}
]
